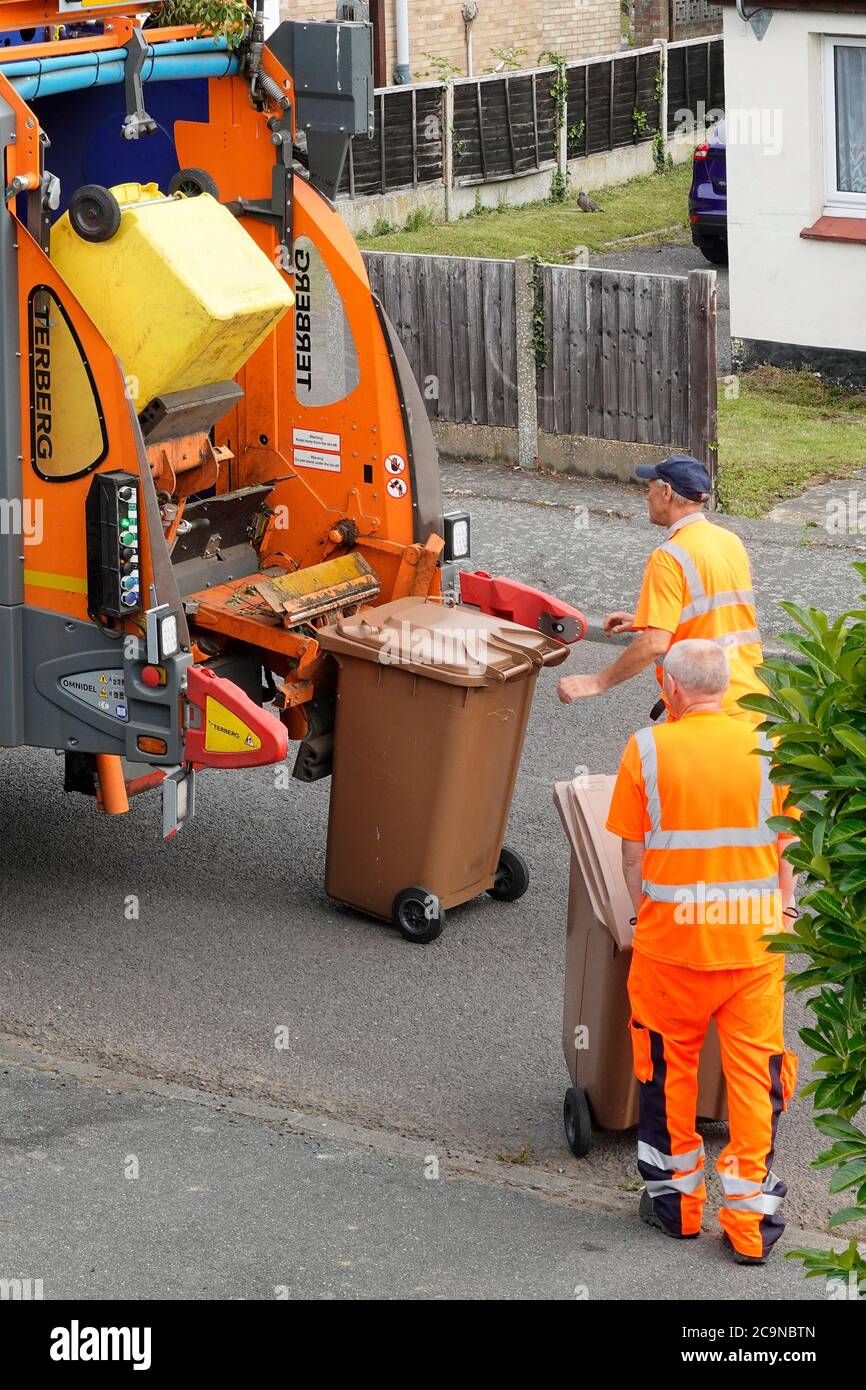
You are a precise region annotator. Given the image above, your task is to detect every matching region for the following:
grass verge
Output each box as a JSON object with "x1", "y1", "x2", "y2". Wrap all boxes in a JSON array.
[
  {"x1": 717, "y1": 367, "x2": 866, "y2": 518},
  {"x1": 356, "y1": 163, "x2": 691, "y2": 262}
]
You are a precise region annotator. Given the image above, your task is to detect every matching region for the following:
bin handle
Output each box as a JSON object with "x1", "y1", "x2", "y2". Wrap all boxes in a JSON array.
[{"x1": 482, "y1": 632, "x2": 546, "y2": 678}]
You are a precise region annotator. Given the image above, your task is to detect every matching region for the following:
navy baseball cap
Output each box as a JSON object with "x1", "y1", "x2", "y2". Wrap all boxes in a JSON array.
[{"x1": 634, "y1": 454, "x2": 710, "y2": 500}]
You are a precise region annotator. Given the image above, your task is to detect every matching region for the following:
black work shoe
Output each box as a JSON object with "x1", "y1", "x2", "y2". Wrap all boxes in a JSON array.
[
  {"x1": 639, "y1": 1189, "x2": 699, "y2": 1239},
  {"x1": 723, "y1": 1233, "x2": 766, "y2": 1266}
]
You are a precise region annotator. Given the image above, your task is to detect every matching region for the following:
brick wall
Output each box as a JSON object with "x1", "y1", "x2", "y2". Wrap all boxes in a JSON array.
[
  {"x1": 633, "y1": 0, "x2": 721, "y2": 45},
  {"x1": 281, "y1": 1, "x2": 621, "y2": 85}
]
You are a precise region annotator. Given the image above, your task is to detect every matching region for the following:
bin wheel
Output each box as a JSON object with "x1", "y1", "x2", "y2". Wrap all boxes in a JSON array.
[
  {"x1": 563, "y1": 1086, "x2": 593, "y2": 1158},
  {"x1": 169, "y1": 167, "x2": 220, "y2": 200},
  {"x1": 487, "y1": 845, "x2": 530, "y2": 903},
  {"x1": 393, "y1": 886, "x2": 445, "y2": 945},
  {"x1": 69, "y1": 185, "x2": 121, "y2": 243}
]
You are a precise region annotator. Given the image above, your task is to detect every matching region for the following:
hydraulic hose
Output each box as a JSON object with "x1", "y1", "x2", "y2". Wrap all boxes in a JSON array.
[
  {"x1": 8, "y1": 51, "x2": 239, "y2": 101},
  {"x1": 0, "y1": 36, "x2": 231, "y2": 79}
]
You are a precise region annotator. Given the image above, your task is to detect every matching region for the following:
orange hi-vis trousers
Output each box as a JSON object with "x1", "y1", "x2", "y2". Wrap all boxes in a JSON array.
[{"x1": 627, "y1": 949, "x2": 798, "y2": 1260}]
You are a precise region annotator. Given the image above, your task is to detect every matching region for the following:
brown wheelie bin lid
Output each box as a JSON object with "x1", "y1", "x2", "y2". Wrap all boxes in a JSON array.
[
  {"x1": 554, "y1": 775, "x2": 635, "y2": 950},
  {"x1": 318, "y1": 596, "x2": 569, "y2": 685}
]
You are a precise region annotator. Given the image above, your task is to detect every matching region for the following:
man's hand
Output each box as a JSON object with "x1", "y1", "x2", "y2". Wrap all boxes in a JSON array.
[
  {"x1": 558, "y1": 673, "x2": 602, "y2": 703},
  {"x1": 604, "y1": 610, "x2": 635, "y2": 636},
  {"x1": 558, "y1": 628, "x2": 671, "y2": 706}
]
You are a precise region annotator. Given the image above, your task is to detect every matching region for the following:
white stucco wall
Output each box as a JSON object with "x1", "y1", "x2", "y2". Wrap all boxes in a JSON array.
[{"x1": 723, "y1": 5, "x2": 866, "y2": 354}]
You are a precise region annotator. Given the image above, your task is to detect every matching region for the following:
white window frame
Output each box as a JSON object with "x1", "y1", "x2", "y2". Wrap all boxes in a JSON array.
[{"x1": 823, "y1": 34, "x2": 866, "y2": 218}]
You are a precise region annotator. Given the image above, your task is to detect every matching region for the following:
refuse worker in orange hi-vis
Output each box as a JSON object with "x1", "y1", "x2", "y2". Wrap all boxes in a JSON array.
[
  {"x1": 605, "y1": 639, "x2": 800, "y2": 1266},
  {"x1": 558, "y1": 454, "x2": 767, "y2": 724}
]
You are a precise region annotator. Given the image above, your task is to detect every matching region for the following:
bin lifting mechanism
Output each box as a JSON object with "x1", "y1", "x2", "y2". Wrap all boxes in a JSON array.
[{"x1": 460, "y1": 572, "x2": 587, "y2": 645}]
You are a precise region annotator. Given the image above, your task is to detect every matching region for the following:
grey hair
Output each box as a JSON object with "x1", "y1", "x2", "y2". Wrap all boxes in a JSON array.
[
  {"x1": 663, "y1": 639, "x2": 729, "y2": 695},
  {"x1": 671, "y1": 488, "x2": 709, "y2": 506}
]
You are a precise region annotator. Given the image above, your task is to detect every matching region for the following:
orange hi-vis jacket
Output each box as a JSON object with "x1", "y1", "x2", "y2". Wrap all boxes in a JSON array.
[
  {"x1": 633, "y1": 513, "x2": 767, "y2": 719},
  {"x1": 606, "y1": 711, "x2": 798, "y2": 969}
]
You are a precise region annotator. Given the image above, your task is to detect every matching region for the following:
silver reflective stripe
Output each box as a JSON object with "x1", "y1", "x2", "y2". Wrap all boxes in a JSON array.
[
  {"x1": 634, "y1": 726, "x2": 661, "y2": 832},
  {"x1": 642, "y1": 877, "x2": 781, "y2": 902},
  {"x1": 714, "y1": 627, "x2": 762, "y2": 649},
  {"x1": 722, "y1": 1192, "x2": 784, "y2": 1215},
  {"x1": 636, "y1": 728, "x2": 777, "y2": 853},
  {"x1": 639, "y1": 1140, "x2": 705, "y2": 1172},
  {"x1": 656, "y1": 522, "x2": 760, "y2": 637},
  {"x1": 720, "y1": 1169, "x2": 781, "y2": 1197},
  {"x1": 646, "y1": 826, "x2": 777, "y2": 851},
  {"x1": 657, "y1": 540, "x2": 706, "y2": 606},
  {"x1": 681, "y1": 587, "x2": 756, "y2": 622},
  {"x1": 646, "y1": 1168, "x2": 707, "y2": 1197}
]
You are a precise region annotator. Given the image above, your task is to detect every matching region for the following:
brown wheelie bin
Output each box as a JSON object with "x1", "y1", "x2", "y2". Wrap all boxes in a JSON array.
[
  {"x1": 554, "y1": 773, "x2": 728, "y2": 1156},
  {"x1": 318, "y1": 597, "x2": 568, "y2": 942}
]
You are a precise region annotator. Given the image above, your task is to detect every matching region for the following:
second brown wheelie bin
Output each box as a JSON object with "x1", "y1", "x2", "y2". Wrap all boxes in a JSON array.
[
  {"x1": 554, "y1": 772, "x2": 728, "y2": 1156},
  {"x1": 318, "y1": 596, "x2": 568, "y2": 943}
]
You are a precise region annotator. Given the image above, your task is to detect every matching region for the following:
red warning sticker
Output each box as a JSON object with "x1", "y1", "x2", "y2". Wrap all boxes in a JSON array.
[
  {"x1": 386, "y1": 477, "x2": 408, "y2": 498},
  {"x1": 385, "y1": 454, "x2": 406, "y2": 475}
]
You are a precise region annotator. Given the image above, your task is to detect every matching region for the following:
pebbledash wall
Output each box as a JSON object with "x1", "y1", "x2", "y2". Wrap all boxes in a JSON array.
[
  {"x1": 283, "y1": 0, "x2": 621, "y2": 86},
  {"x1": 722, "y1": 3, "x2": 866, "y2": 386}
]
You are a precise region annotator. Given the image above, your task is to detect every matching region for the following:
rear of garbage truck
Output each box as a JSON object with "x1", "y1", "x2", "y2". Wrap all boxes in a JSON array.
[{"x1": 0, "y1": 0, "x2": 586, "y2": 934}]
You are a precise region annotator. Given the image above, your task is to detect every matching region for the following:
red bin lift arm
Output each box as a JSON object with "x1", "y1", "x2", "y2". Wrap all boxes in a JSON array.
[{"x1": 459, "y1": 571, "x2": 587, "y2": 645}]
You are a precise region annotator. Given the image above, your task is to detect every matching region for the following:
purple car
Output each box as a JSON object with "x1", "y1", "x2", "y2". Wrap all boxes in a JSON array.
[{"x1": 689, "y1": 119, "x2": 727, "y2": 266}]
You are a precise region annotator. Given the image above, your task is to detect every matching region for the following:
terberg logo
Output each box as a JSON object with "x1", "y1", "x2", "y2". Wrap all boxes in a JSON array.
[
  {"x1": 31, "y1": 297, "x2": 53, "y2": 463},
  {"x1": 50, "y1": 1321, "x2": 152, "y2": 1371},
  {"x1": 295, "y1": 246, "x2": 313, "y2": 393}
]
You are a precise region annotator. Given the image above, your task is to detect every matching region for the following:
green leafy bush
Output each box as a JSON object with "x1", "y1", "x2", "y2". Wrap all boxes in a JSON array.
[
  {"x1": 155, "y1": 0, "x2": 252, "y2": 48},
  {"x1": 741, "y1": 570, "x2": 866, "y2": 1295}
]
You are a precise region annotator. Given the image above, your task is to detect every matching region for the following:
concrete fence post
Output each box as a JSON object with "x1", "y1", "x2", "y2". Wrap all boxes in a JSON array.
[
  {"x1": 557, "y1": 106, "x2": 568, "y2": 184},
  {"x1": 443, "y1": 81, "x2": 455, "y2": 222},
  {"x1": 655, "y1": 39, "x2": 668, "y2": 156},
  {"x1": 687, "y1": 267, "x2": 719, "y2": 509},
  {"x1": 514, "y1": 255, "x2": 540, "y2": 471}
]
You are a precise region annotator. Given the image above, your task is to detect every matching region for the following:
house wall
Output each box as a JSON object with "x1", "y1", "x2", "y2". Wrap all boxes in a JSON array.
[
  {"x1": 281, "y1": 2, "x2": 621, "y2": 83},
  {"x1": 723, "y1": 5, "x2": 866, "y2": 379}
]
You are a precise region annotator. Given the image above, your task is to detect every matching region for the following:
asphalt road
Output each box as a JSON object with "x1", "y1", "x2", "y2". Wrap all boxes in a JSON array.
[
  {"x1": 0, "y1": 1059, "x2": 825, "y2": 1301},
  {"x1": 1, "y1": 460, "x2": 863, "y2": 1299},
  {"x1": 590, "y1": 241, "x2": 731, "y2": 373}
]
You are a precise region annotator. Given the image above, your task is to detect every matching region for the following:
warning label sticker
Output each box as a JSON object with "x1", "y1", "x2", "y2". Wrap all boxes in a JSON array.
[
  {"x1": 294, "y1": 448, "x2": 342, "y2": 473},
  {"x1": 386, "y1": 477, "x2": 408, "y2": 499},
  {"x1": 61, "y1": 669, "x2": 128, "y2": 721},
  {"x1": 293, "y1": 428, "x2": 341, "y2": 455}
]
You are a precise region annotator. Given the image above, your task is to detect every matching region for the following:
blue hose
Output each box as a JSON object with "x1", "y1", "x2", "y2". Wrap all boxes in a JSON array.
[
  {"x1": 1, "y1": 50, "x2": 127, "y2": 78},
  {"x1": 11, "y1": 61, "x2": 126, "y2": 100},
  {"x1": 142, "y1": 37, "x2": 231, "y2": 57},
  {"x1": 0, "y1": 36, "x2": 231, "y2": 79},
  {"x1": 10, "y1": 51, "x2": 239, "y2": 101}
]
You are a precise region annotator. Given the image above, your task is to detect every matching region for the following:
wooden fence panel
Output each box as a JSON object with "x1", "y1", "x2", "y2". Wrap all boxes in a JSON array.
[
  {"x1": 339, "y1": 38, "x2": 723, "y2": 201},
  {"x1": 537, "y1": 265, "x2": 693, "y2": 447},
  {"x1": 667, "y1": 37, "x2": 725, "y2": 133},
  {"x1": 361, "y1": 251, "x2": 518, "y2": 427},
  {"x1": 362, "y1": 253, "x2": 709, "y2": 453},
  {"x1": 452, "y1": 72, "x2": 558, "y2": 185},
  {"x1": 339, "y1": 83, "x2": 444, "y2": 197}
]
